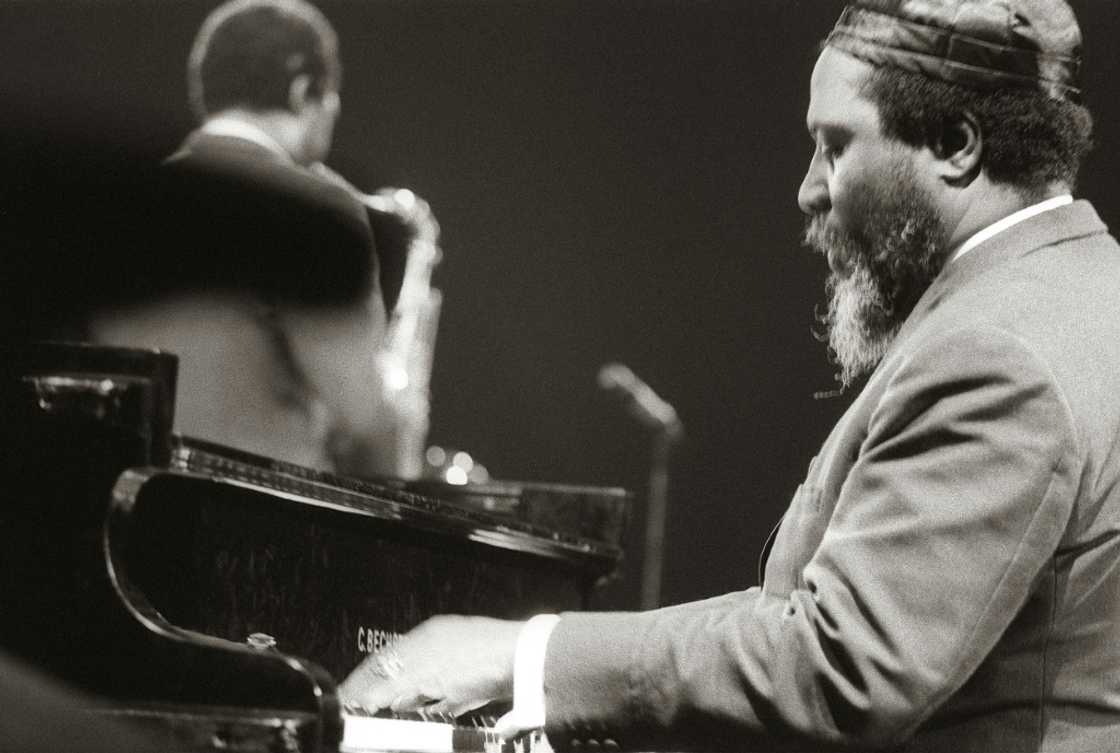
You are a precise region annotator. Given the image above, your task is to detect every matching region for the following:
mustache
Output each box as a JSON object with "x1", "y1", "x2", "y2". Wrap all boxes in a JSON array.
[
  {"x1": 802, "y1": 214, "x2": 862, "y2": 278},
  {"x1": 801, "y1": 214, "x2": 859, "y2": 254},
  {"x1": 802, "y1": 214, "x2": 873, "y2": 251},
  {"x1": 801, "y1": 214, "x2": 828, "y2": 253}
]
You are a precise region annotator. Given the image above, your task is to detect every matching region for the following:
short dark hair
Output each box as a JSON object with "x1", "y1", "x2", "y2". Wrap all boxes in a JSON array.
[
  {"x1": 187, "y1": 0, "x2": 341, "y2": 122},
  {"x1": 860, "y1": 65, "x2": 1094, "y2": 199}
]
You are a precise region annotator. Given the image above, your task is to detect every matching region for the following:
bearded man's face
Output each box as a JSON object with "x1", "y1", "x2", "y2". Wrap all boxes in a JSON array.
[
  {"x1": 802, "y1": 159, "x2": 947, "y2": 387},
  {"x1": 799, "y1": 48, "x2": 949, "y2": 388}
]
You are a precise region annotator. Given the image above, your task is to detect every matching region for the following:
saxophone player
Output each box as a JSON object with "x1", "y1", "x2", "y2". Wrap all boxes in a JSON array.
[{"x1": 89, "y1": 0, "x2": 420, "y2": 477}]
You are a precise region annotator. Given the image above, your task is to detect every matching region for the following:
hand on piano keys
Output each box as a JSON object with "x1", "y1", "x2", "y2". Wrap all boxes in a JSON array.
[{"x1": 338, "y1": 616, "x2": 526, "y2": 729}]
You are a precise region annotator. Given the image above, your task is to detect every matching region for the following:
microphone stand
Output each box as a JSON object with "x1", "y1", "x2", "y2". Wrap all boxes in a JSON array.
[
  {"x1": 597, "y1": 363, "x2": 682, "y2": 610},
  {"x1": 640, "y1": 426, "x2": 678, "y2": 610}
]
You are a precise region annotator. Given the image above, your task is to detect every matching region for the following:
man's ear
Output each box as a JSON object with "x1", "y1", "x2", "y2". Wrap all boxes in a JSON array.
[
  {"x1": 288, "y1": 73, "x2": 314, "y2": 114},
  {"x1": 934, "y1": 112, "x2": 982, "y2": 186}
]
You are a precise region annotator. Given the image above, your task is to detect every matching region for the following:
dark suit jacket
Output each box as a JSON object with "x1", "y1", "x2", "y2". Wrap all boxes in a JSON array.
[
  {"x1": 86, "y1": 131, "x2": 392, "y2": 471},
  {"x1": 156, "y1": 131, "x2": 379, "y2": 308},
  {"x1": 542, "y1": 201, "x2": 1120, "y2": 753},
  {"x1": 161, "y1": 131, "x2": 410, "y2": 314}
]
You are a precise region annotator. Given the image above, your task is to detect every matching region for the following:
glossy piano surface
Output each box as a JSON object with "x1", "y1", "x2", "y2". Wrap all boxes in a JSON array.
[
  {"x1": 122, "y1": 438, "x2": 627, "y2": 682},
  {"x1": 0, "y1": 342, "x2": 630, "y2": 752}
]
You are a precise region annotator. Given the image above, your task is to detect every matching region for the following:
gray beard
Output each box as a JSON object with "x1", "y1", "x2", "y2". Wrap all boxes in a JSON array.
[
  {"x1": 803, "y1": 177, "x2": 947, "y2": 389},
  {"x1": 821, "y1": 263, "x2": 897, "y2": 388}
]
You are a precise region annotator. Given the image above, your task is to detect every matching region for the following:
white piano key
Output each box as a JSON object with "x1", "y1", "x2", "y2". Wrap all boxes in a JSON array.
[
  {"x1": 341, "y1": 716, "x2": 455, "y2": 753},
  {"x1": 342, "y1": 715, "x2": 500, "y2": 753}
]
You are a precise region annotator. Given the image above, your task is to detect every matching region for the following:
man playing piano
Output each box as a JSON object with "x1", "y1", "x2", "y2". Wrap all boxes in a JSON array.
[
  {"x1": 90, "y1": 0, "x2": 404, "y2": 476},
  {"x1": 340, "y1": 1, "x2": 1120, "y2": 751}
]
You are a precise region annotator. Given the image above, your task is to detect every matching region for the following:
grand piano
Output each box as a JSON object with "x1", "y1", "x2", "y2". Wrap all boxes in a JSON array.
[{"x1": 0, "y1": 341, "x2": 630, "y2": 752}]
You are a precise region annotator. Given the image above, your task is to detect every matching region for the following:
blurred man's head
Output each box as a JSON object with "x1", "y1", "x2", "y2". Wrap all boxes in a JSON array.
[
  {"x1": 799, "y1": 0, "x2": 1093, "y2": 387},
  {"x1": 188, "y1": 0, "x2": 341, "y2": 164}
]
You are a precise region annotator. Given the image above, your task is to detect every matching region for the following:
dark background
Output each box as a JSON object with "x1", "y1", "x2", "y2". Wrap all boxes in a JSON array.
[{"x1": 3, "y1": 0, "x2": 1118, "y2": 610}]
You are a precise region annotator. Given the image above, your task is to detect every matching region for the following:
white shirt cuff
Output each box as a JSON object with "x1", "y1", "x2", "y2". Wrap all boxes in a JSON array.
[{"x1": 494, "y1": 614, "x2": 560, "y2": 738}]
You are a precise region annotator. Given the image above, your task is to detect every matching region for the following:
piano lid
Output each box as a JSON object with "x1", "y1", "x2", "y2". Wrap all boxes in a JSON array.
[{"x1": 169, "y1": 436, "x2": 630, "y2": 567}]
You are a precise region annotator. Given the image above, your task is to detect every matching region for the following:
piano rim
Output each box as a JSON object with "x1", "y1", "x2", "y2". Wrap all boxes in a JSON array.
[{"x1": 111, "y1": 464, "x2": 625, "y2": 571}]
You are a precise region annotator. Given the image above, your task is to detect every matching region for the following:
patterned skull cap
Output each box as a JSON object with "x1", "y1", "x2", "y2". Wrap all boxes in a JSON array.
[{"x1": 825, "y1": 0, "x2": 1082, "y2": 101}]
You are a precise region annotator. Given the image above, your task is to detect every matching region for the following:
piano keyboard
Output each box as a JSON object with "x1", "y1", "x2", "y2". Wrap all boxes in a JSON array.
[{"x1": 340, "y1": 715, "x2": 552, "y2": 753}]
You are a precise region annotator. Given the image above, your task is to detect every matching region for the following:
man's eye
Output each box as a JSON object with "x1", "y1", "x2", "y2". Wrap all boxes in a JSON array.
[{"x1": 821, "y1": 143, "x2": 844, "y2": 160}]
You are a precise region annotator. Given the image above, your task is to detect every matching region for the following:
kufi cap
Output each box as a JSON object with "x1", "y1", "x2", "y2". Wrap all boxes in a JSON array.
[{"x1": 825, "y1": 0, "x2": 1082, "y2": 101}]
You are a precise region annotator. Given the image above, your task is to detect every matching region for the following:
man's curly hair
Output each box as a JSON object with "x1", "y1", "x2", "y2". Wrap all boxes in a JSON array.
[{"x1": 860, "y1": 65, "x2": 1093, "y2": 201}]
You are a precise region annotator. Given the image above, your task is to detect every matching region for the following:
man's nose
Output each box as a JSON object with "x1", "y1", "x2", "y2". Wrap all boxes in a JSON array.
[{"x1": 798, "y1": 155, "x2": 829, "y2": 216}]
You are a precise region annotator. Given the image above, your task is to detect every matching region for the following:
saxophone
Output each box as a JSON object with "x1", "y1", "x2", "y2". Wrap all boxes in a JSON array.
[
  {"x1": 363, "y1": 187, "x2": 443, "y2": 479},
  {"x1": 309, "y1": 163, "x2": 443, "y2": 479}
]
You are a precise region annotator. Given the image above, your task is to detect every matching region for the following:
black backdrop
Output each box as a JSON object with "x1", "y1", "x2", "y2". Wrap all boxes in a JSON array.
[{"x1": 3, "y1": 0, "x2": 1118, "y2": 610}]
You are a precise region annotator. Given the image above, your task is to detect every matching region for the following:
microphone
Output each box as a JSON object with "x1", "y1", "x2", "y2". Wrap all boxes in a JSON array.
[
  {"x1": 599, "y1": 363, "x2": 682, "y2": 609},
  {"x1": 598, "y1": 363, "x2": 683, "y2": 439}
]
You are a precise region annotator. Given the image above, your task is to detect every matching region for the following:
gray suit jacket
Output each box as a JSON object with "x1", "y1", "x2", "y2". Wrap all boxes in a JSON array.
[{"x1": 543, "y1": 201, "x2": 1120, "y2": 752}]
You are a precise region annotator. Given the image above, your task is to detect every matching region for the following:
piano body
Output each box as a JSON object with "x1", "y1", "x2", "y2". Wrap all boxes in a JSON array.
[{"x1": 0, "y1": 342, "x2": 630, "y2": 752}]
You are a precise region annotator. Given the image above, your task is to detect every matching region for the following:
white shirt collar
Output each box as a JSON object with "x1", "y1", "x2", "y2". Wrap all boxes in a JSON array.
[
  {"x1": 951, "y1": 194, "x2": 1073, "y2": 263},
  {"x1": 199, "y1": 116, "x2": 293, "y2": 163}
]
